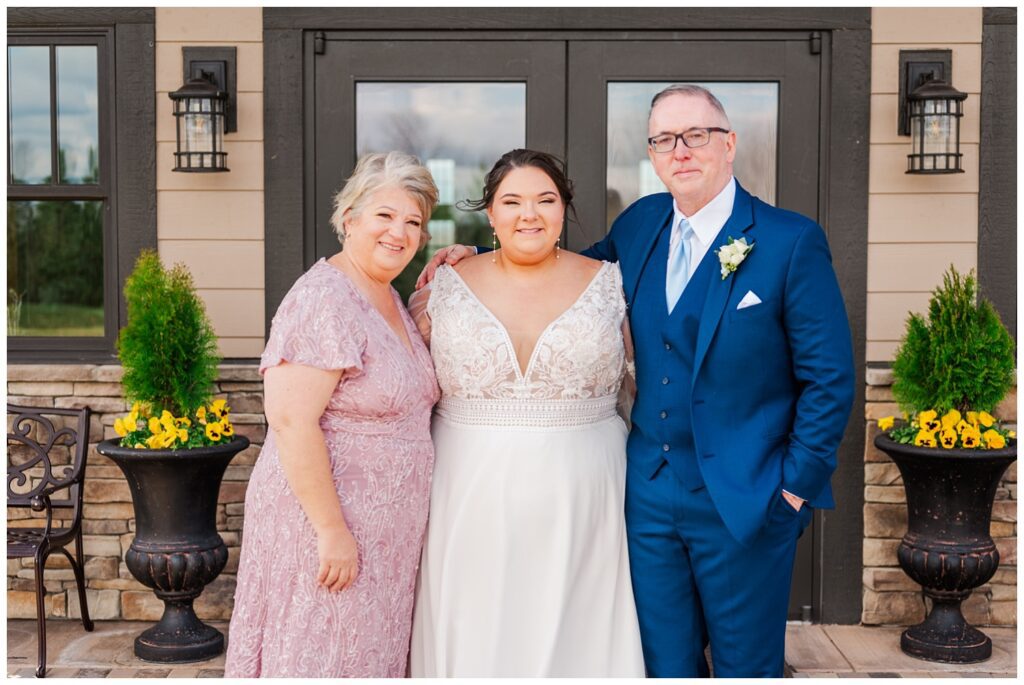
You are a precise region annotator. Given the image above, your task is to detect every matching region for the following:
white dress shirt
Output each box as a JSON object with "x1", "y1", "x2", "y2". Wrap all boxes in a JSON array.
[{"x1": 669, "y1": 176, "x2": 737, "y2": 280}]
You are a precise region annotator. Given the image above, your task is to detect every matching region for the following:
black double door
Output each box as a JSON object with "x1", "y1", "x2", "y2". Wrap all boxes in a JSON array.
[{"x1": 312, "y1": 32, "x2": 825, "y2": 619}]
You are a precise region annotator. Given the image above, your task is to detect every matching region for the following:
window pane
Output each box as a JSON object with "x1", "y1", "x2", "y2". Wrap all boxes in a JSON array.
[
  {"x1": 607, "y1": 82, "x2": 778, "y2": 230},
  {"x1": 56, "y1": 46, "x2": 100, "y2": 184},
  {"x1": 8, "y1": 46, "x2": 52, "y2": 185},
  {"x1": 7, "y1": 200, "x2": 104, "y2": 337},
  {"x1": 356, "y1": 82, "x2": 526, "y2": 300}
]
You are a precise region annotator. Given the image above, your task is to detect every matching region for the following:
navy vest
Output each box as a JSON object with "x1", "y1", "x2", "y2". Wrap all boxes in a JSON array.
[{"x1": 628, "y1": 217, "x2": 719, "y2": 488}]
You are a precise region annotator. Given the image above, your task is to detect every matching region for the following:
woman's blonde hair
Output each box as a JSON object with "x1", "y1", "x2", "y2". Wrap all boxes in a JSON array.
[{"x1": 330, "y1": 151, "x2": 439, "y2": 248}]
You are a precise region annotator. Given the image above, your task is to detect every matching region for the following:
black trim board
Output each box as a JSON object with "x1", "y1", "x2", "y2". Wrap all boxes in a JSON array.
[
  {"x1": 979, "y1": 8, "x2": 1016, "y2": 339},
  {"x1": 818, "y1": 26, "x2": 870, "y2": 624},
  {"x1": 264, "y1": 7, "x2": 870, "y2": 31},
  {"x1": 264, "y1": 8, "x2": 871, "y2": 623}
]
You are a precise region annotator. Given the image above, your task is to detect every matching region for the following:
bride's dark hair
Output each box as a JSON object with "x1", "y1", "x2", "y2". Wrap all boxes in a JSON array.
[{"x1": 458, "y1": 149, "x2": 579, "y2": 226}]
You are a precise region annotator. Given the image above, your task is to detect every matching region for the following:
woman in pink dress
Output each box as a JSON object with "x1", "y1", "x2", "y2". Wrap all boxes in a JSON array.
[{"x1": 224, "y1": 152, "x2": 440, "y2": 677}]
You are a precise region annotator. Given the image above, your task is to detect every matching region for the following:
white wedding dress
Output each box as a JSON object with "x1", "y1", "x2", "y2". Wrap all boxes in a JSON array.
[{"x1": 409, "y1": 262, "x2": 645, "y2": 677}]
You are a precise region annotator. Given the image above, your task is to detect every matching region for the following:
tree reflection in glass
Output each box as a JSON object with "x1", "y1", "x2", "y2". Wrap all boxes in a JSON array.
[
  {"x1": 607, "y1": 82, "x2": 778, "y2": 230},
  {"x1": 7, "y1": 201, "x2": 104, "y2": 336},
  {"x1": 356, "y1": 83, "x2": 526, "y2": 301}
]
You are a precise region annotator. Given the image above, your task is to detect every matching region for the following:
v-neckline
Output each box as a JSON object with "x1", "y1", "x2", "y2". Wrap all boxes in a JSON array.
[
  {"x1": 319, "y1": 259, "x2": 418, "y2": 358},
  {"x1": 444, "y1": 261, "x2": 611, "y2": 380}
]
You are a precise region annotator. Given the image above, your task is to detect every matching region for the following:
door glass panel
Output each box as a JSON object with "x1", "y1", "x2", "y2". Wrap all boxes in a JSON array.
[
  {"x1": 355, "y1": 82, "x2": 526, "y2": 299},
  {"x1": 56, "y1": 46, "x2": 100, "y2": 184},
  {"x1": 8, "y1": 46, "x2": 52, "y2": 185},
  {"x1": 7, "y1": 200, "x2": 105, "y2": 337},
  {"x1": 607, "y1": 82, "x2": 778, "y2": 229}
]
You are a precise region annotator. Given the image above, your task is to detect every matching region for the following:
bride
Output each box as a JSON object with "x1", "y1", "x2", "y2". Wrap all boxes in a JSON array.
[{"x1": 408, "y1": 149, "x2": 644, "y2": 677}]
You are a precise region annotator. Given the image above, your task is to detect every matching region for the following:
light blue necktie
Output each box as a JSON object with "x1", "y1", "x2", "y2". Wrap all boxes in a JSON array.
[{"x1": 666, "y1": 216, "x2": 694, "y2": 313}]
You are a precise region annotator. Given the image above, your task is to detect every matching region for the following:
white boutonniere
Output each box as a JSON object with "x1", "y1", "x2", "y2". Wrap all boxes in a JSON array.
[{"x1": 715, "y1": 237, "x2": 754, "y2": 280}]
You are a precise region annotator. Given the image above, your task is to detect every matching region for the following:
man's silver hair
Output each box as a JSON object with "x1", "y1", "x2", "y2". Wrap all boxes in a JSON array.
[{"x1": 649, "y1": 84, "x2": 732, "y2": 128}]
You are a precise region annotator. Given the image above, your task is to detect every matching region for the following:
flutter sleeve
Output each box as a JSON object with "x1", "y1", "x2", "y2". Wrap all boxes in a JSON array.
[{"x1": 259, "y1": 280, "x2": 367, "y2": 376}]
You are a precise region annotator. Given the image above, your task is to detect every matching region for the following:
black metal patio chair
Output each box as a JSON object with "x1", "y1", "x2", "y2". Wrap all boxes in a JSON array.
[{"x1": 7, "y1": 405, "x2": 94, "y2": 678}]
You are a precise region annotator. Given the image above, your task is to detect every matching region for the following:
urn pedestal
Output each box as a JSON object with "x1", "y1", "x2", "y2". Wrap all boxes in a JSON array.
[
  {"x1": 97, "y1": 437, "x2": 249, "y2": 663},
  {"x1": 874, "y1": 434, "x2": 1015, "y2": 664}
]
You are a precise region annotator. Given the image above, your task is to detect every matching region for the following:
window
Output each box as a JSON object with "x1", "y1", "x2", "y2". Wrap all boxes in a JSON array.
[
  {"x1": 8, "y1": 9, "x2": 156, "y2": 362},
  {"x1": 8, "y1": 35, "x2": 111, "y2": 344}
]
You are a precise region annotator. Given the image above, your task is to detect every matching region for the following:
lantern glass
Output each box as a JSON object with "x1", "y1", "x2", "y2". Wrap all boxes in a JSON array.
[
  {"x1": 905, "y1": 78, "x2": 966, "y2": 174},
  {"x1": 170, "y1": 83, "x2": 229, "y2": 172}
]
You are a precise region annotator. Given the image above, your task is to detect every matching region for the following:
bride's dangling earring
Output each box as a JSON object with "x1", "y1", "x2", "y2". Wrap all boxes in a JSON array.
[{"x1": 492, "y1": 230, "x2": 497, "y2": 264}]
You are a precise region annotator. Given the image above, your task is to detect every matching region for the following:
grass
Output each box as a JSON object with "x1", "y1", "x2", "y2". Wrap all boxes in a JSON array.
[{"x1": 9, "y1": 302, "x2": 104, "y2": 337}]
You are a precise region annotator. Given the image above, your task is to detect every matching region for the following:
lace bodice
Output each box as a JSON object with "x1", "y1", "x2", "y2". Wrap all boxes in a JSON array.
[{"x1": 423, "y1": 262, "x2": 628, "y2": 421}]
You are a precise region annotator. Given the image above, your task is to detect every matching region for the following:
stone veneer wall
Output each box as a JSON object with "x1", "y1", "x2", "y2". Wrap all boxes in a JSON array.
[
  {"x1": 7, "y1": 363, "x2": 1018, "y2": 626},
  {"x1": 7, "y1": 364, "x2": 264, "y2": 622},
  {"x1": 863, "y1": 366, "x2": 1017, "y2": 626}
]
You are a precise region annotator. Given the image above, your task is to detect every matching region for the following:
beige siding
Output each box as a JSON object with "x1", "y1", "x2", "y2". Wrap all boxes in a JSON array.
[
  {"x1": 866, "y1": 8, "x2": 982, "y2": 361},
  {"x1": 155, "y1": 8, "x2": 264, "y2": 357}
]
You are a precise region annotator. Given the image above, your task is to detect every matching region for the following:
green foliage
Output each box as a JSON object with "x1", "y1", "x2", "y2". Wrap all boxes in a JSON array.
[
  {"x1": 892, "y1": 266, "x2": 1015, "y2": 416},
  {"x1": 117, "y1": 250, "x2": 220, "y2": 418}
]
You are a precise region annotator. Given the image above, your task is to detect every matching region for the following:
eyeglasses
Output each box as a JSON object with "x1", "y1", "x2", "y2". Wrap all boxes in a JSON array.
[{"x1": 648, "y1": 127, "x2": 730, "y2": 153}]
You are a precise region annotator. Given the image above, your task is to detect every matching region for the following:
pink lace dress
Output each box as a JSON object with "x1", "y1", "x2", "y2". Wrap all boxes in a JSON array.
[{"x1": 224, "y1": 259, "x2": 439, "y2": 678}]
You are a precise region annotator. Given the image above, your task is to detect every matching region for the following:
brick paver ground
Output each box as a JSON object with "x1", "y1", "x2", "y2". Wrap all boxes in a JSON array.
[{"x1": 5, "y1": 620, "x2": 1017, "y2": 677}]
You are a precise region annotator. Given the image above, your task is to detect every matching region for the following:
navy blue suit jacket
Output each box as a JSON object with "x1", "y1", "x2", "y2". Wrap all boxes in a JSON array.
[{"x1": 582, "y1": 183, "x2": 855, "y2": 545}]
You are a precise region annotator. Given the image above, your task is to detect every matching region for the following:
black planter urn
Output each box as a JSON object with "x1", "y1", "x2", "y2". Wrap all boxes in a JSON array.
[
  {"x1": 97, "y1": 436, "x2": 250, "y2": 663},
  {"x1": 874, "y1": 434, "x2": 1015, "y2": 664}
]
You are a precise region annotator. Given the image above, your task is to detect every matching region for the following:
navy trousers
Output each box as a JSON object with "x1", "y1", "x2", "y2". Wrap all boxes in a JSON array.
[{"x1": 625, "y1": 459, "x2": 811, "y2": 678}]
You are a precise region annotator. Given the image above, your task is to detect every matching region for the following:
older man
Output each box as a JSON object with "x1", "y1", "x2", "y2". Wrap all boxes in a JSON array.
[{"x1": 418, "y1": 84, "x2": 854, "y2": 677}]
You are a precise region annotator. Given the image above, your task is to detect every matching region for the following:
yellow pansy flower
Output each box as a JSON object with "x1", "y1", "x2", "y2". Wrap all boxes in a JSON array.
[
  {"x1": 158, "y1": 431, "x2": 177, "y2": 449},
  {"x1": 939, "y1": 428, "x2": 958, "y2": 449},
  {"x1": 196, "y1": 406, "x2": 207, "y2": 424},
  {"x1": 960, "y1": 425, "x2": 981, "y2": 448},
  {"x1": 978, "y1": 411, "x2": 996, "y2": 428},
  {"x1": 159, "y1": 410, "x2": 176, "y2": 432},
  {"x1": 134, "y1": 442, "x2": 146, "y2": 449},
  {"x1": 941, "y1": 409, "x2": 961, "y2": 431},
  {"x1": 967, "y1": 411, "x2": 980, "y2": 426},
  {"x1": 211, "y1": 399, "x2": 228, "y2": 418},
  {"x1": 914, "y1": 430, "x2": 938, "y2": 448},
  {"x1": 1008, "y1": 431, "x2": 1016, "y2": 439},
  {"x1": 148, "y1": 417, "x2": 162, "y2": 434},
  {"x1": 917, "y1": 410, "x2": 941, "y2": 433},
  {"x1": 983, "y1": 429, "x2": 1006, "y2": 450},
  {"x1": 205, "y1": 422, "x2": 223, "y2": 441},
  {"x1": 878, "y1": 416, "x2": 894, "y2": 431},
  {"x1": 146, "y1": 433, "x2": 164, "y2": 449},
  {"x1": 114, "y1": 417, "x2": 131, "y2": 437},
  {"x1": 954, "y1": 419, "x2": 972, "y2": 434},
  {"x1": 221, "y1": 421, "x2": 235, "y2": 437},
  {"x1": 177, "y1": 428, "x2": 188, "y2": 443},
  {"x1": 175, "y1": 416, "x2": 192, "y2": 428}
]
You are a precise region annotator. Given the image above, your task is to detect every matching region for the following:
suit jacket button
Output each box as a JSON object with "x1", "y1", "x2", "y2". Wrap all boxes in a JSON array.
[
  {"x1": 662, "y1": 444, "x2": 670, "y2": 452},
  {"x1": 662, "y1": 377, "x2": 669, "y2": 385},
  {"x1": 660, "y1": 411, "x2": 667, "y2": 419},
  {"x1": 664, "y1": 343, "x2": 671, "y2": 351}
]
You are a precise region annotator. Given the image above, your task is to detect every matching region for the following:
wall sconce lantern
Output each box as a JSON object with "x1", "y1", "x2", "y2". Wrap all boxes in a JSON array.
[
  {"x1": 898, "y1": 49, "x2": 967, "y2": 175},
  {"x1": 169, "y1": 73, "x2": 229, "y2": 172},
  {"x1": 169, "y1": 46, "x2": 237, "y2": 173},
  {"x1": 906, "y1": 76, "x2": 967, "y2": 174}
]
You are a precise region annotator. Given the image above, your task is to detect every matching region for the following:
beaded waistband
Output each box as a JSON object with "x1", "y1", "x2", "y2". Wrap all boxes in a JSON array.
[{"x1": 436, "y1": 395, "x2": 619, "y2": 428}]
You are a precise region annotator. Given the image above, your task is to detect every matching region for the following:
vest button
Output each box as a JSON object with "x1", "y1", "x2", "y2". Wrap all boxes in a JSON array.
[
  {"x1": 662, "y1": 377, "x2": 669, "y2": 385},
  {"x1": 662, "y1": 444, "x2": 670, "y2": 452},
  {"x1": 660, "y1": 411, "x2": 667, "y2": 419},
  {"x1": 664, "y1": 343, "x2": 671, "y2": 351}
]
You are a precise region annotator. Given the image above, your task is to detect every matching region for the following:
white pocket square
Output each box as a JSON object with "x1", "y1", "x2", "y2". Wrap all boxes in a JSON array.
[{"x1": 736, "y1": 290, "x2": 762, "y2": 310}]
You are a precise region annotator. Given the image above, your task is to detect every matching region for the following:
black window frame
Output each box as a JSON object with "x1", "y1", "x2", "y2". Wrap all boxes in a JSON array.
[
  {"x1": 7, "y1": 30, "x2": 117, "y2": 356},
  {"x1": 7, "y1": 8, "x2": 156, "y2": 363}
]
